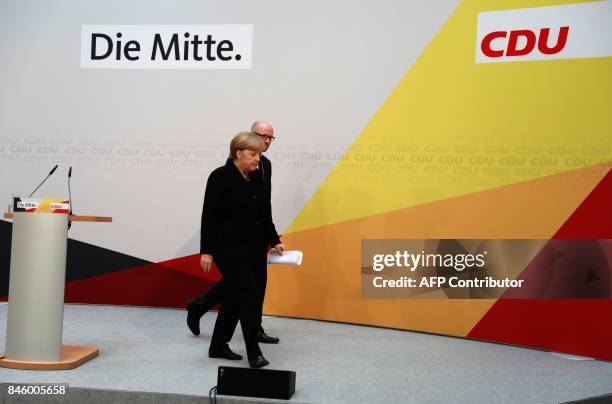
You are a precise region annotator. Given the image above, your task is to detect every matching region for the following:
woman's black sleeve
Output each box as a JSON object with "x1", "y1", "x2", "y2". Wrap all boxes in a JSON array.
[{"x1": 200, "y1": 170, "x2": 223, "y2": 255}]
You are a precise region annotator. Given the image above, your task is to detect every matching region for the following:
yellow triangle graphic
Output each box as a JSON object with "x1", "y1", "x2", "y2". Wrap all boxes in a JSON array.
[{"x1": 287, "y1": 0, "x2": 612, "y2": 234}]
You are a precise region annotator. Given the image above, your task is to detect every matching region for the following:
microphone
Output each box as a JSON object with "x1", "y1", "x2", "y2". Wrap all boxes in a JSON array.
[
  {"x1": 67, "y1": 166, "x2": 73, "y2": 230},
  {"x1": 28, "y1": 164, "x2": 59, "y2": 197},
  {"x1": 68, "y1": 166, "x2": 73, "y2": 214}
]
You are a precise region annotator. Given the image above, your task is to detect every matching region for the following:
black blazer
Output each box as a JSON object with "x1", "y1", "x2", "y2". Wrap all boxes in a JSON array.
[
  {"x1": 259, "y1": 154, "x2": 279, "y2": 241},
  {"x1": 260, "y1": 154, "x2": 272, "y2": 200},
  {"x1": 200, "y1": 158, "x2": 280, "y2": 261}
]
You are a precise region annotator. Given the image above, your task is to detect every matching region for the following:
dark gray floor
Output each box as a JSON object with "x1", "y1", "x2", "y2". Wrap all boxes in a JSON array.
[{"x1": 0, "y1": 303, "x2": 611, "y2": 403}]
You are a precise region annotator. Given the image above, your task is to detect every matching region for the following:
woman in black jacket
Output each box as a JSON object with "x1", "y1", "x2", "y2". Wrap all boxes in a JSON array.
[{"x1": 200, "y1": 131, "x2": 284, "y2": 368}]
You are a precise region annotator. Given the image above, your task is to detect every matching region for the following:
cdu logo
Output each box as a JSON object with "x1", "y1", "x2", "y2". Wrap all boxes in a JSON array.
[
  {"x1": 480, "y1": 26, "x2": 569, "y2": 58},
  {"x1": 476, "y1": 1, "x2": 612, "y2": 63}
]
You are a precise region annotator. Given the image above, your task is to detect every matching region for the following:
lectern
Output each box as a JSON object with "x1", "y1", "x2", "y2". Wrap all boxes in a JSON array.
[{"x1": 0, "y1": 206, "x2": 111, "y2": 370}]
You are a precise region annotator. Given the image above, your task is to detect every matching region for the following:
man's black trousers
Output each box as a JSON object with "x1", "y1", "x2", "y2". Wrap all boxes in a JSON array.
[{"x1": 191, "y1": 261, "x2": 267, "y2": 334}]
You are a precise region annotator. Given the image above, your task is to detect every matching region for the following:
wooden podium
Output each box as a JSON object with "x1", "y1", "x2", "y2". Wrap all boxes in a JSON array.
[{"x1": 1, "y1": 212, "x2": 111, "y2": 370}]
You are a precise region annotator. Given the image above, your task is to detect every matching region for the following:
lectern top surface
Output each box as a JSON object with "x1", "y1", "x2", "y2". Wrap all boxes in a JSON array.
[{"x1": 3, "y1": 213, "x2": 112, "y2": 222}]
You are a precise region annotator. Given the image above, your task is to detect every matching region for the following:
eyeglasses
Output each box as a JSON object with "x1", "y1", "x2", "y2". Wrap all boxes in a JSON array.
[{"x1": 254, "y1": 131, "x2": 275, "y2": 141}]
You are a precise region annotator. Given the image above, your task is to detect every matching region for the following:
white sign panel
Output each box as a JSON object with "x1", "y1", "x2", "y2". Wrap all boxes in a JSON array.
[
  {"x1": 81, "y1": 25, "x2": 253, "y2": 69},
  {"x1": 476, "y1": 1, "x2": 612, "y2": 63}
]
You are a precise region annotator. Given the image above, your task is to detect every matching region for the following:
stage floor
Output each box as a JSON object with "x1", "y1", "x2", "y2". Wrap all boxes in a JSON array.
[{"x1": 0, "y1": 303, "x2": 611, "y2": 403}]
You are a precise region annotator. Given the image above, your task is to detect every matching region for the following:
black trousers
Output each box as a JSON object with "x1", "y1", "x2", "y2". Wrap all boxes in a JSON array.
[
  {"x1": 209, "y1": 257, "x2": 266, "y2": 360},
  {"x1": 191, "y1": 261, "x2": 267, "y2": 334}
]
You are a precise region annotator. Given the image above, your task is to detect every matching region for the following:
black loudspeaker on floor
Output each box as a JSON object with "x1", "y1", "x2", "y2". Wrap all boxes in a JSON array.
[{"x1": 216, "y1": 366, "x2": 296, "y2": 400}]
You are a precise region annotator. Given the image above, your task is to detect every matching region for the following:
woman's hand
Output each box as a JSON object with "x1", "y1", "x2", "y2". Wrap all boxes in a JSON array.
[
  {"x1": 200, "y1": 254, "x2": 213, "y2": 272},
  {"x1": 272, "y1": 243, "x2": 286, "y2": 256}
]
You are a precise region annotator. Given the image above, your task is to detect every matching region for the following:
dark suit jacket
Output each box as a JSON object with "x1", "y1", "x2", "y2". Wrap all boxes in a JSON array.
[
  {"x1": 200, "y1": 158, "x2": 280, "y2": 261},
  {"x1": 258, "y1": 154, "x2": 279, "y2": 241},
  {"x1": 259, "y1": 154, "x2": 272, "y2": 200}
]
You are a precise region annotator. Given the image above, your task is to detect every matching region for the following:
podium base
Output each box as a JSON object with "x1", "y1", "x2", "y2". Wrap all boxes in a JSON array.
[{"x1": 0, "y1": 345, "x2": 99, "y2": 370}]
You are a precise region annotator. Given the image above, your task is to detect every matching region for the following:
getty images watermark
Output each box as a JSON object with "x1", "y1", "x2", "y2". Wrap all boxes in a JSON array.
[{"x1": 361, "y1": 239, "x2": 545, "y2": 299}]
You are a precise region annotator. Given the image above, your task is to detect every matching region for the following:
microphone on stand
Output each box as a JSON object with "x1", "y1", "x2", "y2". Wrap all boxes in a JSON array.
[
  {"x1": 67, "y1": 166, "x2": 73, "y2": 230},
  {"x1": 28, "y1": 164, "x2": 58, "y2": 197}
]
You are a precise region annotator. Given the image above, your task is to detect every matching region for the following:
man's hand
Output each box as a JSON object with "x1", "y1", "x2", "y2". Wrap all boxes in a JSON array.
[
  {"x1": 200, "y1": 254, "x2": 213, "y2": 272},
  {"x1": 272, "y1": 243, "x2": 286, "y2": 256}
]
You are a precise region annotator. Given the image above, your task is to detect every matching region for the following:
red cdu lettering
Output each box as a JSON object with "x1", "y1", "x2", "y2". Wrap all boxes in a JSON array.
[
  {"x1": 506, "y1": 29, "x2": 537, "y2": 56},
  {"x1": 481, "y1": 31, "x2": 506, "y2": 57},
  {"x1": 480, "y1": 26, "x2": 570, "y2": 59},
  {"x1": 538, "y1": 26, "x2": 569, "y2": 55}
]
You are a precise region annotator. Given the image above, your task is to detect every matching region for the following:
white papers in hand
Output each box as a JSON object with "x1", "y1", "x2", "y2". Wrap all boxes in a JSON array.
[{"x1": 267, "y1": 250, "x2": 303, "y2": 266}]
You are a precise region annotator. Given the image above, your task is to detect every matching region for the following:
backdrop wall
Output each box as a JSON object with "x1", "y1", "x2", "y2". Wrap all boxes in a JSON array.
[{"x1": 1, "y1": 0, "x2": 611, "y2": 360}]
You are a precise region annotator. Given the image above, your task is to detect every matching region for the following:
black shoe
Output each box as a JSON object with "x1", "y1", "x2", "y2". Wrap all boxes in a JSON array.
[
  {"x1": 186, "y1": 300, "x2": 201, "y2": 336},
  {"x1": 209, "y1": 344, "x2": 243, "y2": 360},
  {"x1": 248, "y1": 355, "x2": 269, "y2": 368},
  {"x1": 257, "y1": 331, "x2": 279, "y2": 344}
]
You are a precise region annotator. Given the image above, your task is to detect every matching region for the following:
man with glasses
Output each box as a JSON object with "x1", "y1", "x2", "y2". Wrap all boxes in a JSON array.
[{"x1": 187, "y1": 121, "x2": 284, "y2": 353}]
